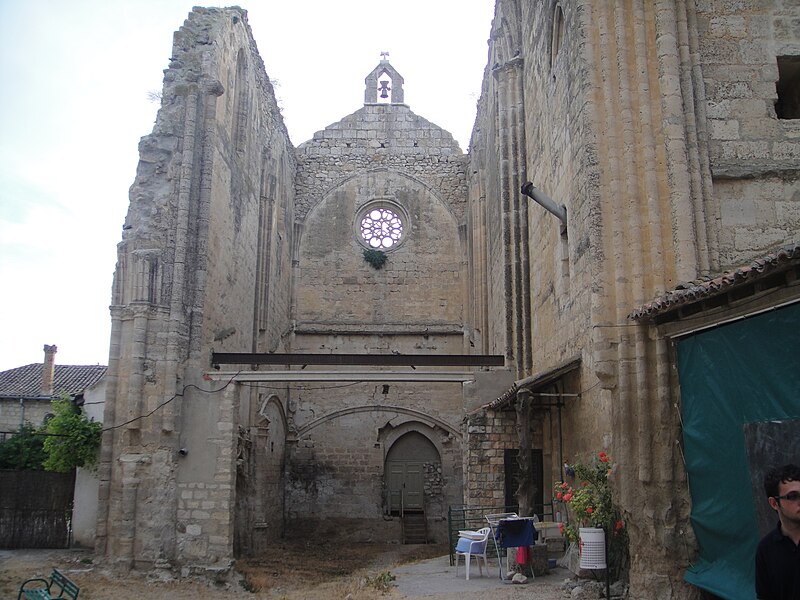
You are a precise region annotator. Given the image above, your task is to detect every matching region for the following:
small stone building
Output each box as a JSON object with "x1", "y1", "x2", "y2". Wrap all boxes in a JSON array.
[
  {"x1": 0, "y1": 345, "x2": 106, "y2": 434},
  {"x1": 0, "y1": 344, "x2": 107, "y2": 547},
  {"x1": 97, "y1": 3, "x2": 799, "y2": 599}
]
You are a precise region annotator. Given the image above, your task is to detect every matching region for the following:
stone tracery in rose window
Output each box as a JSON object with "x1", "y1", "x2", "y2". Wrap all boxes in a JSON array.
[{"x1": 360, "y1": 206, "x2": 404, "y2": 249}]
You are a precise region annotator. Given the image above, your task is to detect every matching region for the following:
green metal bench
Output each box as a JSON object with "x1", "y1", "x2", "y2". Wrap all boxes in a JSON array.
[{"x1": 17, "y1": 568, "x2": 80, "y2": 600}]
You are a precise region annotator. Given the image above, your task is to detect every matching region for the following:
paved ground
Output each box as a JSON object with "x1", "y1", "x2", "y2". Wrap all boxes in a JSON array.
[
  {"x1": 393, "y1": 554, "x2": 571, "y2": 599},
  {"x1": 1, "y1": 545, "x2": 574, "y2": 599}
]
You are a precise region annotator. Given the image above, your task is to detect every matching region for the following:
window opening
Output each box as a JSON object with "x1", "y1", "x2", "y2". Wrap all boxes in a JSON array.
[
  {"x1": 775, "y1": 56, "x2": 800, "y2": 119},
  {"x1": 377, "y1": 72, "x2": 392, "y2": 104},
  {"x1": 359, "y1": 206, "x2": 404, "y2": 249},
  {"x1": 233, "y1": 49, "x2": 248, "y2": 152},
  {"x1": 550, "y1": 4, "x2": 565, "y2": 72}
]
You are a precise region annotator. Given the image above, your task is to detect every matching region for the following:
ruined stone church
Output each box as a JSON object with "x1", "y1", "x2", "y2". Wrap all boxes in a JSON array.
[{"x1": 99, "y1": 3, "x2": 800, "y2": 599}]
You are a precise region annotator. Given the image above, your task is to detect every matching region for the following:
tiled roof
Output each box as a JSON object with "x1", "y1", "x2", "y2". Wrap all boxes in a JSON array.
[
  {"x1": 482, "y1": 355, "x2": 582, "y2": 412},
  {"x1": 629, "y1": 243, "x2": 800, "y2": 321},
  {"x1": 0, "y1": 363, "x2": 107, "y2": 399}
]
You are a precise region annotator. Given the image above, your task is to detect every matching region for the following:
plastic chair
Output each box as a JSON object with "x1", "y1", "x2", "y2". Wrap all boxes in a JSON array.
[{"x1": 454, "y1": 526, "x2": 490, "y2": 579}]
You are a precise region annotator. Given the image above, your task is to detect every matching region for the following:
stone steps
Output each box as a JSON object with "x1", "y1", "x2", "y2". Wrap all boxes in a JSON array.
[{"x1": 402, "y1": 511, "x2": 428, "y2": 544}]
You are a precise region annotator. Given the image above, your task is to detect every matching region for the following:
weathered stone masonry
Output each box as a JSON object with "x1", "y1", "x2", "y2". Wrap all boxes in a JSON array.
[
  {"x1": 467, "y1": 1, "x2": 799, "y2": 599},
  {"x1": 99, "y1": 8, "x2": 476, "y2": 572},
  {"x1": 99, "y1": 7, "x2": 295, "y2": 571},
  {"x1": 98, "y1": 3, "x2": 798, "y2": 598},
  {"x1": 286, "y1": 59, "x2": 471, "y2": 542}
]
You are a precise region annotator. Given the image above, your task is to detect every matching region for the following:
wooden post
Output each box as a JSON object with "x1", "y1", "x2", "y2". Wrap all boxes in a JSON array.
[{"x1": 515, "y1": 388, "x2": 534, "y2": 517}]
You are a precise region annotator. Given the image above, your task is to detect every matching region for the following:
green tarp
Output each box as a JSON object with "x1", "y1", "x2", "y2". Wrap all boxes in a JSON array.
[{"x1": 677, "y1": 302, "x2": 800, "y2": 599}]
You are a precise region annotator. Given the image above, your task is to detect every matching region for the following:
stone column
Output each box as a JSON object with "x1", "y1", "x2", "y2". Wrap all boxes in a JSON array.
[{"x1": 494, "y1": 57, "x2": 531, "y2": 375}]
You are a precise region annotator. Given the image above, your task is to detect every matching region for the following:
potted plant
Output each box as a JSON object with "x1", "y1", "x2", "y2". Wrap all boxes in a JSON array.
[{"x1": 554, "y1": 451, "x2": 628, "y2": 578}]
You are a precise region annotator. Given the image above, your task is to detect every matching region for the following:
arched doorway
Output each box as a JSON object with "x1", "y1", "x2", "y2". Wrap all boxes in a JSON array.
[{"x1": 384, "y1": 431, "x2": 440, "y2": 513}]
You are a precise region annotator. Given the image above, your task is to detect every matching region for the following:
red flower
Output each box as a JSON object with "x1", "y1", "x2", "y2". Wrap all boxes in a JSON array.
[
  {"x1": 600, "y1": 455, "x2": 608, "y2": 463},
  {"x1": 581, "y1": 481, "x2": 588, "y2": 487},
  {"x1": 559, "y1": 523, "x2": 564, "y2": 534},
  {"x1": 599, "y1": 451, "x2": 607, "y2": 459},
  {"x1": 556, "y1": 492, "x2": 563, "y2": 500},
  {"x1": 586, "y1": 507, "x2": 594, "y2": 514},
  {"x1": 563, "y1": 492, "x2": 573, "y2": 502},
  {"x1": 616, "y1": 519, "x2": 624, "y2": 531},
  {"x1": 561, "y1": 482, "x2": 568, "y2": 489}
]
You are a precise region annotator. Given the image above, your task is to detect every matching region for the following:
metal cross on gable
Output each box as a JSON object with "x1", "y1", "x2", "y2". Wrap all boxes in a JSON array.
[{"x1": 380, "y1": 51, "x2": 390, "y2": 60}]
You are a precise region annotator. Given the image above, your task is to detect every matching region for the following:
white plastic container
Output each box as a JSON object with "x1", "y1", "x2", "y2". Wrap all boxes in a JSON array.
[{"x1": 579, "y1": 527, "x2": 607, "y2": 569}]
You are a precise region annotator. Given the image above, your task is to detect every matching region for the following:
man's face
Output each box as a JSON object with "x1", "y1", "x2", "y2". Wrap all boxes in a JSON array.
[{"x1": 768, "y1": 479, "x2": 800, "y2": 528}]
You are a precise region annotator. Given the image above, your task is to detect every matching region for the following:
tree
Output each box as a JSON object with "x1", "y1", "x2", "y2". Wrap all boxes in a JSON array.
[
  {"x1": 42, "y1": 396, "x2": 102, "y2": 473},
  {"x1": 0, "y1": 423, "x2": 46, "y2": 470}
]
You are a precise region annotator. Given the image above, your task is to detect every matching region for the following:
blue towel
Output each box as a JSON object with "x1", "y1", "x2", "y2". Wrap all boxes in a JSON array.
[
  {"x1": 494, "y1": 519, "x2": 537, "y2": 548},
  {"x1": 455, "y1": 537, "x2": 476, "y2": 552}
]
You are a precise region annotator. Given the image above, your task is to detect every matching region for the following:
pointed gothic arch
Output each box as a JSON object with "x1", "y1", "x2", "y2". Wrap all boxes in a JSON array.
[{"x1": 382, "y1": 425, "x2": 442, "y2": 514}]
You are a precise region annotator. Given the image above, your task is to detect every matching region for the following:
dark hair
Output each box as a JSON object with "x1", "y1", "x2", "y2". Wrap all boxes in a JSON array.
[{"x1": 764, "y1": 464, "x2": 800, "y2": 498}]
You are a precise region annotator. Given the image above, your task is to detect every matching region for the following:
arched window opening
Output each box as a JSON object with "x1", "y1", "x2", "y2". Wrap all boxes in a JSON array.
[
  {"x1": 233, "y1": 49, "x2": 248, "y2": 152},
  {"x1": 550, "y1": 4, "x2": 565, "y2": 72},
  {"x1": 377, "y1": 71, "x2": 393, "y2": 104}
]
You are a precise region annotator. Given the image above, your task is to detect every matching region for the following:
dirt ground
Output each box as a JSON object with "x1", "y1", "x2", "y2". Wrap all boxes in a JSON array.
[{"x1": 1, "y1": 541, "x2": 574, "y2": 599}]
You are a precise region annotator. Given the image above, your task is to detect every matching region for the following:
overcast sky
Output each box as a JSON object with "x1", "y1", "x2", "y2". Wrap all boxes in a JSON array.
[{"x1": 0, "y1": 0, "x2": 495, "y2": 371}]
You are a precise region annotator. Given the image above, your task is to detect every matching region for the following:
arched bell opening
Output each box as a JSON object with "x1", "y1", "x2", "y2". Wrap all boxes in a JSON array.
[{"x1": 377, "y1": 71, "x2": 393, "y2": 104}]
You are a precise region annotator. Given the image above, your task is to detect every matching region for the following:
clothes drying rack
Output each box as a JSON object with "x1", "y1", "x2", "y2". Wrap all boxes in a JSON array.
[{"x1": 484, "y1": 512, "x2": 538, "y2": 581}]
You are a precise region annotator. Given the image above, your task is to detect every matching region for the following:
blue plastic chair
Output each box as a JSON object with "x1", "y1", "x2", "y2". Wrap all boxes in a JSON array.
[{"x1": 454, "y1": 527, "x2": 491, "y2": 579}]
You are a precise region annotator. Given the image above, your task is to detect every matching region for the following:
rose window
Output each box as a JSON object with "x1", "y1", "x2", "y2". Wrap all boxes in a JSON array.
[{"x1": 359, "y1": 207, "x2": 404, "y2": 249}]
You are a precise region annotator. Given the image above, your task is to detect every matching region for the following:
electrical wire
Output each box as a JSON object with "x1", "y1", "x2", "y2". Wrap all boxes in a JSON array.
[{"x1": 101, "y1": 371, "x2": 241, "y2": 432}]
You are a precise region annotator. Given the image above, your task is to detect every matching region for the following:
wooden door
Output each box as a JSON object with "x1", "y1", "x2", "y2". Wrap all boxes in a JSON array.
[{"x1": 386, "y1": 461, "x2": 424, "y2": 512}]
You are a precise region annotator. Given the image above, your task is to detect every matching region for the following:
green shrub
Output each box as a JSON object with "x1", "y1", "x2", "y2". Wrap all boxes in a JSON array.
[
  {"x1": 42, "y1": 397, "x2": 102, "y2": 473},
  {"x1": 363, "y1": 248, "x2": 388, "y2": 269},
  {"x1": 0, "y1": 423, "x2": 46, "y2": 470},
  {"x1": 364, "y1": 571, "x2": 395, "y2": 592}
]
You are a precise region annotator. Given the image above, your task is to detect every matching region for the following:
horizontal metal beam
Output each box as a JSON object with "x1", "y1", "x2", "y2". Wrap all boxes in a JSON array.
[
  {"x1": 211, "y1": 352, "x2": 505, "y2": 367},
  {"x1": 205, "y1": 370, "x2": 476, "y2": 382}
]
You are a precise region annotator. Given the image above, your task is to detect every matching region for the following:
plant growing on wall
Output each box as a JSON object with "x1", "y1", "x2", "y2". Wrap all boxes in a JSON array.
[
  {"x1": 554, "y1": 451, "x2": 629, "y2": 578},
  {"x1": 42, "y1": 395, "x2": 102, "y2": 473},
  {"x1": 363, "y1": 248, "x2": 388, "y2": 269}
]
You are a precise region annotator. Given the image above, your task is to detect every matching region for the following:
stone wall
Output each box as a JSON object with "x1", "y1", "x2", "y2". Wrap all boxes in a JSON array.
[
  {"x1": 468, "y1": 0, "x2": 608, "y2": 499},
  {"x1": 294, "y1": 169, "x2": 464, "y2": 326},
  {"x1": 467, "y1": 1, "x2": 798, "y2": 598},
  {"x1": 284, "y1": 88, "x2": 470, "y2": 543},
  {"x1": 284, "y1": 374, "x2": 464, "y2": 543},
  {"x1": 463, "y1": 409, "x2": 547, "y2": 510},
  {"x1": 98, "y1": 7, "x2": 295, "y2": 571},
  {"x1": 464, "y1": 411, "x2": 515, "y2": 509},
  {"x1": 0, "y1": 398, "x2": 52, "y2": 432},
  {"x1": 295, "y1": 105, "x2": 467, "y2": 222},
  {"x1": 235, "y1": 394, "x2": 287, "y2": 555},
  {"x1": 697, "y1": 2, "x2": 800, "y2": 267}
]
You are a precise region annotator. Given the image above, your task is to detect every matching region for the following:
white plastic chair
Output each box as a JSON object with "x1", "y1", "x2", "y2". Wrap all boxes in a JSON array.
[{"x1": 454, "y1": 526, "x2": 490, "y2": 580}]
